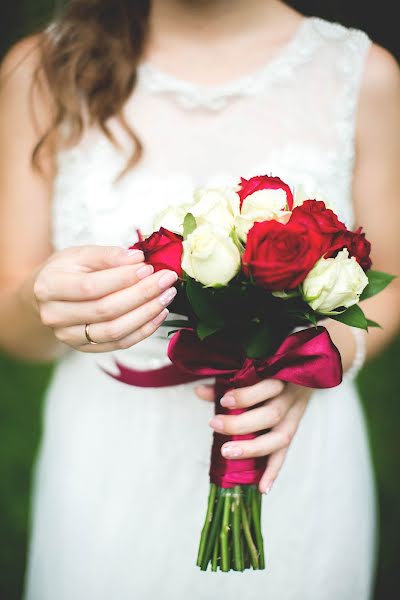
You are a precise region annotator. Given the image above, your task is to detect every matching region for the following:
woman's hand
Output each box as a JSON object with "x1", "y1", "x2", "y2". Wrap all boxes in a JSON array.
[
  {"x1": 196, "y1": 380, "x2": 313, "y2": 494},
  {"x1": 32, "y1": 245, "x2": 178, "y2": 353}
]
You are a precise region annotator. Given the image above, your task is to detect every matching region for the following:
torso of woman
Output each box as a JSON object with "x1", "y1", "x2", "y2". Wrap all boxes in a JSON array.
[{"x1": 24, "y1": 17, "x2": 376, "y2": 600}]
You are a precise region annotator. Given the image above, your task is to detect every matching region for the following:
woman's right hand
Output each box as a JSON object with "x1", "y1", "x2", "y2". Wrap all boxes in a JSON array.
[{"x1": 32, "y1": 245, "x2": 178, "y2": 353}]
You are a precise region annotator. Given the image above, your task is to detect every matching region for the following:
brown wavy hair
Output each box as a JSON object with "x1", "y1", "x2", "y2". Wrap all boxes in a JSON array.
[{"x1": 34, "y1": 0, "x2": 151, "y2": 176}]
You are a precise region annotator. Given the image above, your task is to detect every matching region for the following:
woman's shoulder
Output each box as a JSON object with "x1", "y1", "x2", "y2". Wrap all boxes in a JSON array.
[
  {"x1": 0, "y1": 34, "x2": 53, "y2": 136},
  {"x1": 0, "y1": 35, "x2": 43, "y2": 86},
  {"x1": 361, "y1": 42, "x2": 400, "y2": 101}
]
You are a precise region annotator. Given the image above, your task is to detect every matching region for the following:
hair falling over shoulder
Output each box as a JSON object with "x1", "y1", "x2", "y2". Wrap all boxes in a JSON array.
[{"x1": 34, "y1": 0, "x2": 151, "y2": 175}]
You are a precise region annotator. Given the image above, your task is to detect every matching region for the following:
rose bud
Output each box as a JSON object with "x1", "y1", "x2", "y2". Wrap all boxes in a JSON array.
[
  {"x1": 238, "y1": 175, "x2": 294, "y2": 210},
  {"x1": 182, "y1": 224, "x2": 241, "y2": 287},
  {"x1": 131, "y1": 227, "x2": 183, "y2": 276},
  {"x1": 302, "y1": 248, "x2": 369, "y2": 314},
  {"x1": 327, "y1": 227, "x2": 372, "y2": 271},
  {"x1": 189, "y1": 187, "x2": 240, "y2": 235},
  {"x1": 153, "y1": 204, "x2": 192, "y2": 235},
  {"x1": 242, "y1": 218, "x2": 325, "y2": 290},
  {"x1": 235, "y1": 188, "x2": 292, "y2": 242}
]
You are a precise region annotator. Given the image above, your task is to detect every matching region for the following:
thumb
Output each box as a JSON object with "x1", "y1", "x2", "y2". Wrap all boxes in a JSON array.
[{"x1": 195, "y1": 384, "x2": 216, "y2": 403}]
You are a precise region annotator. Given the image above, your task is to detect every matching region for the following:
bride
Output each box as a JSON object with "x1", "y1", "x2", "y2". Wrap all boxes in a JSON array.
[{"x1": 1, "y1": 1, "x2": 399, "y2": 598}]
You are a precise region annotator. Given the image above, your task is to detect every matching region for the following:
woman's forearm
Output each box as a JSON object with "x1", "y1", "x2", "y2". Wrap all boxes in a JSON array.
[
  {"x1": 325, "y1": 283, "x2": 400, "y2": 373},
  {"x1": 0, "y1": 272, "x2": 66, "y2": 363}
]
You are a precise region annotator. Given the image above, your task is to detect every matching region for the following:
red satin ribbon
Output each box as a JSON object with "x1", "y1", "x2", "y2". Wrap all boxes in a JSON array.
[{"x1": 105, "y1": 326, "x2": 342, "y2": 488}]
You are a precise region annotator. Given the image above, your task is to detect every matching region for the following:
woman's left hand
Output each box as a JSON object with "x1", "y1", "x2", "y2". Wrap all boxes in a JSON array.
[{"x1": 195, "y1": 379, "x2": 313, "y2": 495}]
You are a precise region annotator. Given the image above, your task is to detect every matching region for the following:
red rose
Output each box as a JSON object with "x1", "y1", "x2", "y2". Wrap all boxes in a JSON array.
[
  {"x1": 131, "y1": 227, "x2": 183, "y2": 276},
  {"x1": 238, "y1": 175, "x2": 294, "y2": 210},
  {"x1": 291, "y1": 200, "x2": 347, "y2": 234},
  {"x1": 242, "y1": 219, "x2": 325, "y2": 290},
  {"x1": 327, "y1": 227, "x2": 372, "y2": 271}
]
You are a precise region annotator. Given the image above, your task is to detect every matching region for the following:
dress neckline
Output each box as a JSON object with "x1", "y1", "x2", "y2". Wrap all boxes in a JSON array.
[{"x1": 136, "y1": 16, "x2": 317, "y2": 110}]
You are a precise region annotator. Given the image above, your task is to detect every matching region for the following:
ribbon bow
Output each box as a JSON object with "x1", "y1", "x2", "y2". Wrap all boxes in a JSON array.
[{"x1": 167, "y1": 326, "x2": 342, "y2": 390}]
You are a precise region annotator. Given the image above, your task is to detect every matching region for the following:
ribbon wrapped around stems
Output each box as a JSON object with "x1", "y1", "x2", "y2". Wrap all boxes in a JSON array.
[{"x1": 107, "y1": 326, "x2": 342, "y2": 488}]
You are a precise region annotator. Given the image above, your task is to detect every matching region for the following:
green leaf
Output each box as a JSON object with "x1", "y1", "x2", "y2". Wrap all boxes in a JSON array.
[
  {"x1": 196, "y1": 322, "x2": 221, "y2": 340},
  {"x1": 366, "y1": 319, "x2": 382, "y2": 329},
  {"x1": 160, "y1": 319, "x2": 189, "y2": 328},
  {"x1": 183, "y1": 213, "x2": 197, "y2": 239},
  {"x1": 230, "y1": 228, "x2": 245, "y2": 252},
  {"x1": 186, "y1": 278, "x2": 225, "y2": 329},
  {"x1": 360, "y1": 270, "x2": 396, "y2": 301},
  {"x1": 303, "y1": 312, "x2": 318, "y2": 326},
  {"x1": 330, "y1": 304, "x2": 368, "y2": 330},
  {"x1": 272, "y1": 290, "x2": 301, "y2": 300},
  {"x1": 242, "y1": 323, "x2": 276, "y2": 359}
]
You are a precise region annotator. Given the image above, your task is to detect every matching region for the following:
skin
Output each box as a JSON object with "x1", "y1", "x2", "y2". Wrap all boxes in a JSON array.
[{"x1": 0, "y1": 1, "x2": 399, "y2": 495}]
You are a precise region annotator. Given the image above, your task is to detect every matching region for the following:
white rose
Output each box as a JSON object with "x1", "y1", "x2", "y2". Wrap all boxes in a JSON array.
[
  {"x1": 153, "y1": 204, "x2": 191, "y2": 235},
  {"x1": 182, "y1": 224, "x2": 241, "y2": 287},
  {"x1": 293, "y1": 184, "x2": 336, "y2": 212},
  {"x1": 302, "y1": 249, "x2": 369, "y2": 314},
  {"x1": 235, "y1": 188, "x2": 291, "y2": 241},
  {"x1": 189, "y1": 187, "x2": 240, "y2": 234}
]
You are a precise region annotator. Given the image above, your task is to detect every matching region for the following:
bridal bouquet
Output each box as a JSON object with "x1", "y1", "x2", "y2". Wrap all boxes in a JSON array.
[{"x1": 107, "y1": 175, "x2": 393, "y2": 572}]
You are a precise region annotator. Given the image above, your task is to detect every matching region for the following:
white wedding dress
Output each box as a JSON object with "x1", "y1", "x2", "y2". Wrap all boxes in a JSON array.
[{"x1": 24, "y1": 17, "x2": 377, "y2": 600}]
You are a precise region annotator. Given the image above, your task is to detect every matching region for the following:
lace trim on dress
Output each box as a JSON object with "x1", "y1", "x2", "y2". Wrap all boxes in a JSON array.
[{"x1": 136, "y1": 17, "x2": 317, "y2": 111}]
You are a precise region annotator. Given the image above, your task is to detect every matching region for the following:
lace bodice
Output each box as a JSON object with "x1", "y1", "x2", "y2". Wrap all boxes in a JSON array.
[{"x1": 52, "y1": 17, "x2": 371, "y2": 251}]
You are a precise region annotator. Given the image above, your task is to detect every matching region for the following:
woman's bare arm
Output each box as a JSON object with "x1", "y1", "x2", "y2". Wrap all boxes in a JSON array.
[
  {"x1": 325, "y1": 43, "x2": 400, "y2": 368},
  {"x1": 0, "y1": 37, "x2": 61, "y2": 361},
  {"x1": 0, "y1": 39, "x2": 177, "y2": 363}
]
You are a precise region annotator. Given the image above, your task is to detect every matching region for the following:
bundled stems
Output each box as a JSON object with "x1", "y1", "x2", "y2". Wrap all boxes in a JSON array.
[{"x1": 197, "y1": 484, "x2": 265, "y2": 572}]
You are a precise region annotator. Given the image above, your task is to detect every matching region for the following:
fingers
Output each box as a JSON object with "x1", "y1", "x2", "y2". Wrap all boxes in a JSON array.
[
  {"x1": 258, "y1": 448, "x2": 288, "y2": 494},
  {"x1": 36, "y1": 262, "x2": 152, "y2": 302},
  {"x1": 195, "y1": 384, "x2": 215, "y2": 403},
  {"x1": 56, "y1": 245, "x2": 144, "y2": 271},
  {"x1": 220, "y1": 429, "x2": 292, "y2": 460},
  {"x1": 77, "y1": 309, "x2": 170, "y2": 353},
  {"x1": 39, "y1": 269, "x2": 178, "y2": 328},
  {"x1": 55, "y1": 286, "x2": 177, "y2": 347},
  {"x1": 209, "y1": 391, "x2": 294, "y2": 436},
  {"x1": 217, "y1": 391, "x2": 311, "y2": 493},
  {"x1": 257, "y1": 396, "x2": 310, "y2": 493},
  {"x1": 220, "y1": 378, "x2": 285, "y2": 409}
]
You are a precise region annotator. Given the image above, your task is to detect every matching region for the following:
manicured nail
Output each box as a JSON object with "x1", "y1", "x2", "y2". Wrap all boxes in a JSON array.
[
  {"x1": 220, "y1": 395, "x2": 236, "y2": 408},
  {"x1": 159, "y1": 287, "x2": 177, "y2": 307},
  {"x1": 209, "y1": 417, "x2": 224, "y2": 431},
  {"x1": 126, "y1": 249, "x2": 144, "y2": 258},
  {"x1": 222, "y1": 445, "x2": 243, "y2": 458},
  {"x1": 137, "y1": 264, "x2": 154, "y2": 279},
  {"x1": 261, "y1": 481, "x2": 274, "y2": 495},
  {"x1": 152, "y1": 309, "x2": 169, "y2": 326},
  {"x1": 158, "y1": 271, "x2": 178, "y2": 289}
]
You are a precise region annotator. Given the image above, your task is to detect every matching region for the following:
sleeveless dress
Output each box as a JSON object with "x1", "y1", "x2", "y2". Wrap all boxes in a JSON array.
[{"x1": 24, "y1": 17, "x2": 377, "y2": 600}]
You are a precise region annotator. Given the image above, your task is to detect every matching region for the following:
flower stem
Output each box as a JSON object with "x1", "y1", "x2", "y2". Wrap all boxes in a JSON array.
[
  {"x1": 220, "y1": 492, "x2": 232, "y2": 572},
  {"x1": 196, "y1": 483, "x2": 217, "y2": 568},
  {"x1": 232, "y1": 486, "x2": 244, "y2": 571},
  {"x1": 200, "y1": 488, "x2": 225, "y2": 571},
  {"x1": 251, "y1": 487, "x2": 265, "y2": 570},
  {"x1": 241, "y1": 493, "x2": 260, "y2": 569},
  {"x1": 212, "y1": 530, "x2": 219, "y2": 571}
]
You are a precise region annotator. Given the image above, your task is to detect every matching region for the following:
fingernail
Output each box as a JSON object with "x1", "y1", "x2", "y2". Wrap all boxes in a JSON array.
[
  {"x1": 222, "y1": 445, "x2": 243, "y2": 458},
  {"x1": 152, "y1": 308, "x2": 169, "y2": 326},
  {"x1": 209, "y1": 417, "x2": 224, "y2": 431},
  {"x1": 159, "y1": 287, "x2": 177, "y2": 307},
  {"x1": 137, "y1": 264, "x2": 154, "y2": 279},
  {"x1": 262, "y1": 481, "x2": 274, "y2": 495},
  {"x1": 158, "y1": 271, "x2": 178, "y2": 290},
  {"x1": 126, "y1": 249, "x2": 144, "y2": 258},
  {"x1": 221, "y1": 395, "x2": 236, "y2": 408}
]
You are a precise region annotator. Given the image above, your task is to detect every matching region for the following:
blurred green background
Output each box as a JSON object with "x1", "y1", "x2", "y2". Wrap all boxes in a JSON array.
[{"x1": 0, "y1": 2, "x2": 399, "y2": 599}]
